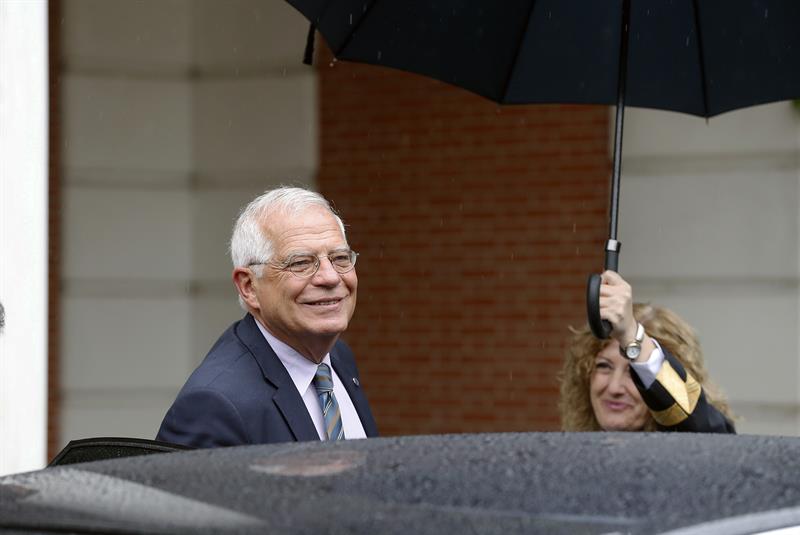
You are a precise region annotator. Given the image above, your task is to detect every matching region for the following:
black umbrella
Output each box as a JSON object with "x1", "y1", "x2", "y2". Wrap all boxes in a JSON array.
[{"x1": 287, "y1": 0, "x2": 800, "y2": 338}]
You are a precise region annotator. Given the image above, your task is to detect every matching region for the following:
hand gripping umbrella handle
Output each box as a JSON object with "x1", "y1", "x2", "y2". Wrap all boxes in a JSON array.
[{"x1": 586, "y1": 240, "x2": 620, "y2": 339}]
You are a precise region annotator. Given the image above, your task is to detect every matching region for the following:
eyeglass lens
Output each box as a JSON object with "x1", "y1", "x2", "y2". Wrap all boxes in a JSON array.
[{"x1": 286, "y1": 251, "x2": 357, "y2": 276}]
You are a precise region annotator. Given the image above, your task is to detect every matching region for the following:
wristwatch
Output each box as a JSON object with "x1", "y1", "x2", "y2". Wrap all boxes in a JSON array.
[{"x1": 620, "y1": 322, "x2": 645, "y2": 360}]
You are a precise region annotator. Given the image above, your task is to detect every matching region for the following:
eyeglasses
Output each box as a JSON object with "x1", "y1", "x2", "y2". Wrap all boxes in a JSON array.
[{"x1": 250, "y1": 249, "x2": 359, "y2": 278}]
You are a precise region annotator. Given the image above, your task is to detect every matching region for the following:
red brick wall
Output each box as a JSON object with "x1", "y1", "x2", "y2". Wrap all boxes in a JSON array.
[{"x1": 317, "y1": 49, "x2": 610, "y2": 435}]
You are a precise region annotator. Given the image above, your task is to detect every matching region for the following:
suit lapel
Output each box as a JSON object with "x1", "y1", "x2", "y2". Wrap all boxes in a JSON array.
[
  {"x1": 332, "y1": 343, "x2": 379, "y2": 437},
  {"x1": 235, "y1": 314, "x2": 319, "y2": 442}
]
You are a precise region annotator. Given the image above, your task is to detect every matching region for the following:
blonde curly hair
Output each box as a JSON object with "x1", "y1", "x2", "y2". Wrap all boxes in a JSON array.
[{"x1": 558, "y1": 303, "x2": 733, "y2": 431}]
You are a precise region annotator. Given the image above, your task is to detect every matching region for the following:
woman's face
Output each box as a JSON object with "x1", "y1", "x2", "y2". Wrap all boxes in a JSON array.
[{"x1": 589, "y1": 340, "x2": 651, "y2": 431}]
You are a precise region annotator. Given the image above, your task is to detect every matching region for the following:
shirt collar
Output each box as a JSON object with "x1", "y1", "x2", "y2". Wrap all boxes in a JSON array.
[{"x1": 252, "y1": 315, "x2": 331, "y2": 396}]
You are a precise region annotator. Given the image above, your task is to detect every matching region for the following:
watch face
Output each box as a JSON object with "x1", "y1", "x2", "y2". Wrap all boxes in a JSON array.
[{"x1": 626, "y1": 345, "x2": 641, "y2": 360}]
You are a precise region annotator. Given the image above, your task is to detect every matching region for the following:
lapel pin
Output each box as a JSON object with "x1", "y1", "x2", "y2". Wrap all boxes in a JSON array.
[{"x1": 352, "y1": 377, "x2": 360, "y2": 387}]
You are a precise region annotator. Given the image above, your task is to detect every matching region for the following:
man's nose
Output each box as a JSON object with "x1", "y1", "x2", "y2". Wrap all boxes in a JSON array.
[{"x1": 312, "y1": 257, "x2": 342, "y2": 285}]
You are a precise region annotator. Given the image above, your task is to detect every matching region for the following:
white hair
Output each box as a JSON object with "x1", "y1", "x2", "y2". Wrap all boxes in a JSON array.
[{"x1": 230, "y1": 186, "x2": 347, "y2": 308}]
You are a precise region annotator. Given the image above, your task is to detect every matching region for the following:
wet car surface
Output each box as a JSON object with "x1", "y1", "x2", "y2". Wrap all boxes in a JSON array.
[{"x1": 2, "y1": 432, "x2": 800, "y2": 534}]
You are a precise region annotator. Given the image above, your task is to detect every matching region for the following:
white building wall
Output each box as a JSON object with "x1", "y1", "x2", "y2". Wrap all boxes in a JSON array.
[
  {"x1": 58, "y1": 0, "x2": 316, "y2": 449},
  {"x1": 621, "y1": 103, "x2": 800, "y2": 435},
  {"x1": 0, "y1": 0, "x2": 49, "y2": 476}
]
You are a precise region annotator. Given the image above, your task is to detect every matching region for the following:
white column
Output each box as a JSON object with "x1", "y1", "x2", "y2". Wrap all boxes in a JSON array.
[{"x1": 0, "y1": 0, "x2": 50, "y2": 475}]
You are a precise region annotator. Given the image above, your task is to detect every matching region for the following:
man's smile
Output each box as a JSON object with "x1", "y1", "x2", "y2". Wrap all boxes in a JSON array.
[{"x1": 301, "y1": 296, "x2": 346, "y2": 306}]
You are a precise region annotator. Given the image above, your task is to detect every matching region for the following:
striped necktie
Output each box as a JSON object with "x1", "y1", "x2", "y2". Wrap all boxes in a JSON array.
[{"x1": 313, "y1": 363, "x2": 344, "y2": 441}]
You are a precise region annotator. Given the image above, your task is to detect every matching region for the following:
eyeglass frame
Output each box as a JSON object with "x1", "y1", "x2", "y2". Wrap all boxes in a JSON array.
[{"x1": 247, "y1": 249, "x2": 359, "y2": 278}]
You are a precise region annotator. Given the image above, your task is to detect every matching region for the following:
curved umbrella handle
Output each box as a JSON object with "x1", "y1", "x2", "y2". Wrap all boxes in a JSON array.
[
  {"x1": 586, "y1": 273, "x2": 612, "y2": 339},
  {"x1": 586, "y1": 240, "x2": 620, "y2": 340}
]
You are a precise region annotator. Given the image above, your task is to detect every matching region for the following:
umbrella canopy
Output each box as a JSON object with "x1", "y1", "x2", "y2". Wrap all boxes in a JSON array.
[
  {"x1": 287, "y1": 0, "x2": 800, "y2": 337},
  {"x1": 290, "y1": 0, "x2": 800, "y2": 117}
]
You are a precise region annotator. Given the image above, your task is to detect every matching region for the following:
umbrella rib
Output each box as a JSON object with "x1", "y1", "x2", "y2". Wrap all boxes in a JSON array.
[
  {"x1": 499, "y1": 0, "x2": 541, "y2": 102},
  {"x1": 332, "y1": 0, "x2": 379, "y2": 58},
  {"x1": 690, "y1": 0, "x2": 711, "y2": 117}
]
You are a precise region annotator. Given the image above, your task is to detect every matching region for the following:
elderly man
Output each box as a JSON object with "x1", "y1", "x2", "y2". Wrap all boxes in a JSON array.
[{"x1": 157, "y1": 187, "x2": 377, "y2": 448}]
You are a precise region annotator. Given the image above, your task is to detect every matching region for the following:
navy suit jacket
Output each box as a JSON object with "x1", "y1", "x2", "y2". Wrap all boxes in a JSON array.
[{"x1": 157, "y1": 314, "x2": 378, "y2": 448}]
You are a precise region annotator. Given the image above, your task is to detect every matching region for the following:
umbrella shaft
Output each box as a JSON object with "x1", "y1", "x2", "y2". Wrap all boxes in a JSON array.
[
  {"x1": 609, "y1": 97, "x2": 625, "y2": 243},
  {"x1": 607, "y1": 0, "x2": 631, "y2": 268}
]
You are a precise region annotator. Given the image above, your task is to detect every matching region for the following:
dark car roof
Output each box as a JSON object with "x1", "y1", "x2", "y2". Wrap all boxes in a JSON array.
[{"x1": 2, "y1": 432, "x2": 800, "y2": 534}]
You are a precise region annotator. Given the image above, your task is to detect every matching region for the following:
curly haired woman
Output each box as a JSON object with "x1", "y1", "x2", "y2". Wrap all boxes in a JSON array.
[{"x1": 559, "y1": 271, "x2": 734, "y2": 433}]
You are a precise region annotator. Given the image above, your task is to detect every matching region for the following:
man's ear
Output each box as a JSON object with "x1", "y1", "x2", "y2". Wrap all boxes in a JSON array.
[{"x1": 232, "y1": 267, "x2": 260, "y2": 310}]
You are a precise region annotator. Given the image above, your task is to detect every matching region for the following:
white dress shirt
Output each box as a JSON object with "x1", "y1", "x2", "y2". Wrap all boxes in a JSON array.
[{"x1": 254, "y1": 320, "x2": 366, "y2": 440}]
